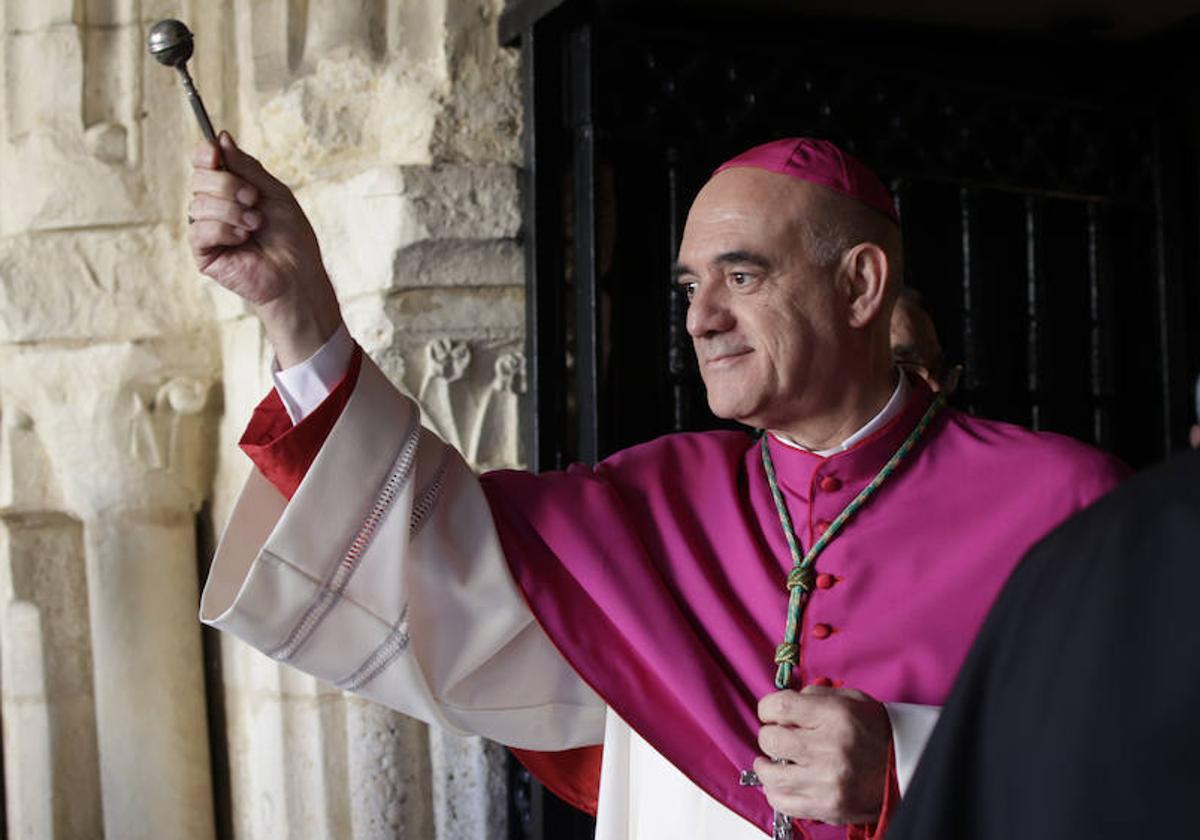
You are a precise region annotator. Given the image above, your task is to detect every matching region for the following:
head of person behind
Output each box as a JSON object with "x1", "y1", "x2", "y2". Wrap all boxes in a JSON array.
[
  {"x1": 673, "y1": 138, "x2": 904, "y2": 450},
  {"x1": 890, "y1": 287, "x2": 961, "y2": 395}
]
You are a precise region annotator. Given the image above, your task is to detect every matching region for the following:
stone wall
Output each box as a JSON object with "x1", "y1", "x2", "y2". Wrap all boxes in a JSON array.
[{"x1": 0, "y1": 0, "x2": 524, "y2": 837}]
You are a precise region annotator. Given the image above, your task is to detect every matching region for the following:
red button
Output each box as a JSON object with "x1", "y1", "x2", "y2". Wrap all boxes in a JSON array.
[
  {"x1": 812, "y1": 623, "x2": 833, "y2": 639},
  {"x1": 815, "y1": 520, "x2": 831, "y2": 536},
  {"x1": 819, "y1": 476, "x2": 841, "y2": 492},
  {"x1": 816, "y1": 573, "x2": 836, "y2": 590},
  {"x1": 810, "y1": 676, "x2": 833, "y2": 687}
]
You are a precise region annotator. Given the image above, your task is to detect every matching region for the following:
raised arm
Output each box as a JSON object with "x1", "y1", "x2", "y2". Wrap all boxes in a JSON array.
[{"x1": 189, "y1": 136, "x2": 605, "y2": 751}]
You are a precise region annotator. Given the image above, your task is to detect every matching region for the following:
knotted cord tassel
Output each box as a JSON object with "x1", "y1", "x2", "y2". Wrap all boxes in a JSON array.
[{"x1": 786, "y1": 567, "x2": 814, "y2": 593}]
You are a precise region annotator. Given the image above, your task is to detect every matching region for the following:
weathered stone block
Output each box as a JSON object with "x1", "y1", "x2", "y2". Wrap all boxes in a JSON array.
[
  {"x1": 300, "y1": 164, "x2": 521, "y2": 299},
  {"x1": 0, "y1": 228, "x2": 211, "y2": 343},
  {"x1": 377, "y1": 285, "x2": 524, "y2": 338},
  {"x1": 247, "y1": 54, "x2": 442, "y2": 183},
  {"x1": 432, "y1": 0, "x2": 522, "y2": 165},
  {"x1": 391, "y1": 239, "x2": 524, "y2": 290},
  {"x1": 3, "y1": 0, "x2": 74, "y2": 35},
  {"x1": 5, "y1": 26, "x2": 84, "y2": 140}
]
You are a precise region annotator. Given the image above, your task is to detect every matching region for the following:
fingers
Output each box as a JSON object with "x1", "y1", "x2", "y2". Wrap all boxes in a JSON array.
[
  {"x1": 751, "y1": 755, "x2": 826, "y2": 823},
  {"x1": 188, "y1": 193, "x2": 262, "y2": 232},
  {"x1": 800, "y1": 684, "x2": 867, "y2": 702},
  {"x1": 752, "y1": 750, "x2": 870, "y2": 825},
  {"x1": 191, "y1": 139, "x2": 221, "y2": 170},
  {"x1": 753, "y1": 755, "x2": 821, "y2": 793},
  {"x1": 190, "y1": 132, "x2": 287, "y2": 197},
  {"x1": 190, "y1": 168, "x2": 259, "y2": 207},
  {"x1": 758, "y1": 723, "x2": 811, "y2": 765},
  {"x1": 188, "y1": 218, "x2": 250, "y2": 254},
  {"x1": 758, "y1": 686, "x2": 871, "y2": 725},
  {"x1": 758, "y1": 689, "x2": 821, "y2": 725}
]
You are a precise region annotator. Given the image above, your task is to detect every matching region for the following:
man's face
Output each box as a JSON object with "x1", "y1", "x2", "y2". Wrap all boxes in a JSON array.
[{"x1": 674, "y1": 169, "x2": 848, "y2": 431}]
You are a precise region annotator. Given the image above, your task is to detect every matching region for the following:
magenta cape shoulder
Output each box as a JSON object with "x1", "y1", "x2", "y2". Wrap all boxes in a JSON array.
[{"x1": 480, "y1": 384, "x2": 1126, "y2": 835}]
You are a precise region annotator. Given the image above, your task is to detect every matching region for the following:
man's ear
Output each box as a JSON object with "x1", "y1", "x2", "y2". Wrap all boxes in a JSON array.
[{"x1": 841, "y1": 242, "x2": 890, "y2": 329}]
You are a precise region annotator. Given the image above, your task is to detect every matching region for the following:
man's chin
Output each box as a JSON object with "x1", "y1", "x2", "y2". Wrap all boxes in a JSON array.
[{"x1": 705, "y1": 394, "x2": 760, "y2": 427}]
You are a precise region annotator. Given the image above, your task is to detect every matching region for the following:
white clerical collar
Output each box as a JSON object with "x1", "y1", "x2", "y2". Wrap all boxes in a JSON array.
[{"x1": 772, "y1": 371, "x2": 910, "y2": 457}]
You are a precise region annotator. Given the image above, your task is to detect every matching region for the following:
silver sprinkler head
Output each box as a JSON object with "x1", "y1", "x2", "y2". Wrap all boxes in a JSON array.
[{"x1": 147, "y1": 19, "x2": 195, "y2": 69}]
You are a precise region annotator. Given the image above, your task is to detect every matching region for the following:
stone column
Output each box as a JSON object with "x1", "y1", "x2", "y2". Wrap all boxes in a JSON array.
[
  {"x1": 0, "y1": 343, "x2": 220, "y2": 840},
  {"x1": 83, "y1": 513, "x2": 216, "y2": 840},
  {"x1": 0, "y1": 402, "x2": 99, "y2": 840},
  {"x1": 346, "y1": 696, "x2": 435, "y2": 840},
  {"x1": 0, "y1": 507, "x2": 99, "y2": 840},
  {"x1": 1, "y1": 0, "x2": 224, "y2": 835}
]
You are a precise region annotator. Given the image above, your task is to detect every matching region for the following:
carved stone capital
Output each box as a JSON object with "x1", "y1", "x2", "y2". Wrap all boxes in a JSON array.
[{"x1": 0, "y1": 336, "x2": 219, "y2": 517}]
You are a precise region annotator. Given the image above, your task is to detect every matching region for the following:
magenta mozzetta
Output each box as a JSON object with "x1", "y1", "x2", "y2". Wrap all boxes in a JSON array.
[{"x1": 482, "y1": 376, "x2": 1125, "y2": 838}]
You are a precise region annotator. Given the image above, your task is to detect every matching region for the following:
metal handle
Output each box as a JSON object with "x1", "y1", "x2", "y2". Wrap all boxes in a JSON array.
[{"x1": 175, "y1": 65, "x2": 222, "y2": 165}]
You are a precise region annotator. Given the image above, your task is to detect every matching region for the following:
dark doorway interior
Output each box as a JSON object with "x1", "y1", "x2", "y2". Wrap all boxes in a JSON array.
[{"x1": 503, "y1": 3, "x2": 1200, "y2": 837}]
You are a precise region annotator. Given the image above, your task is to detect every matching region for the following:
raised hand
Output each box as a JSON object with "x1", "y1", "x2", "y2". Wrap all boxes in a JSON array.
[{"x1": 188, "y1": 132, "x2": 343, "y2": 367}]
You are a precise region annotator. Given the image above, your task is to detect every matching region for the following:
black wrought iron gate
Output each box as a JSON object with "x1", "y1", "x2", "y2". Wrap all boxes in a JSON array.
[{"x1": 503, "y1": 4, "x2": 1199, "y2": 837}]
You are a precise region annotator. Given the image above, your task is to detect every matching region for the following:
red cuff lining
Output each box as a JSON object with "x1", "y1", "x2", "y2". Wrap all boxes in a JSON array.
[
  {"x1": 239, "y1": 346, "x2": 364, "y2": 500},
  {"x1": 845, "y1": 738, "x2": 899, "y2": 840}
]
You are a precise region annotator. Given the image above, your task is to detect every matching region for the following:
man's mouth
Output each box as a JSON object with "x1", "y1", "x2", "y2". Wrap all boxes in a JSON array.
[{"x1": 703, "y1": 348, "x2": 753, "y2": 368}]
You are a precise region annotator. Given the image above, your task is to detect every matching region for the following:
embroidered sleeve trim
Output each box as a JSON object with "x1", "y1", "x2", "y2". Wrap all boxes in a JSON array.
[
  {"x1": 267, "y1": 412, "x2": 423, "y2": 663},
  {"x1": 338, "y1": 448, "x2": 453, "y2": 690},
  {"x1": 337, "y1": 605, "x2": 411, "y2": 692},
  {"x1": 409, "y1": 450, "x2": 450, "y2": 539}
]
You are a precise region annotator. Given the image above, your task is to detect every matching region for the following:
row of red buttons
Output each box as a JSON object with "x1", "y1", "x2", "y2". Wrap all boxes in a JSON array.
[
  {"x1": 810, "y1": 615, "x2": 837, "y2": 686},
  {"x1": 809, "y1": 475, "x2": 841, "y2": 689}
]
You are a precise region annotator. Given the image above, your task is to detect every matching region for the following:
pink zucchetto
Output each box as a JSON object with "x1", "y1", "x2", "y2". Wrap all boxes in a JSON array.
[{"x1": 714, "y1": 137, "x2": 899, "y2": 223}]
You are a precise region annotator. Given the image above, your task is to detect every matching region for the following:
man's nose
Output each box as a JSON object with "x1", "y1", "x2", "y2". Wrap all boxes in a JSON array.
[{"x1": 686, "y1": 283, "x2": 734, "y2": 338}]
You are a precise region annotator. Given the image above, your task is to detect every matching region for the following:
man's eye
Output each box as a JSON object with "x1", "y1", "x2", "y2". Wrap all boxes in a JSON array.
[
  {"x1": 681, "y1": 282, "x2": 697, "y2": 301},
  {"x1": 730, "y1": 272, "x2": 753, "y2": 287}
]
